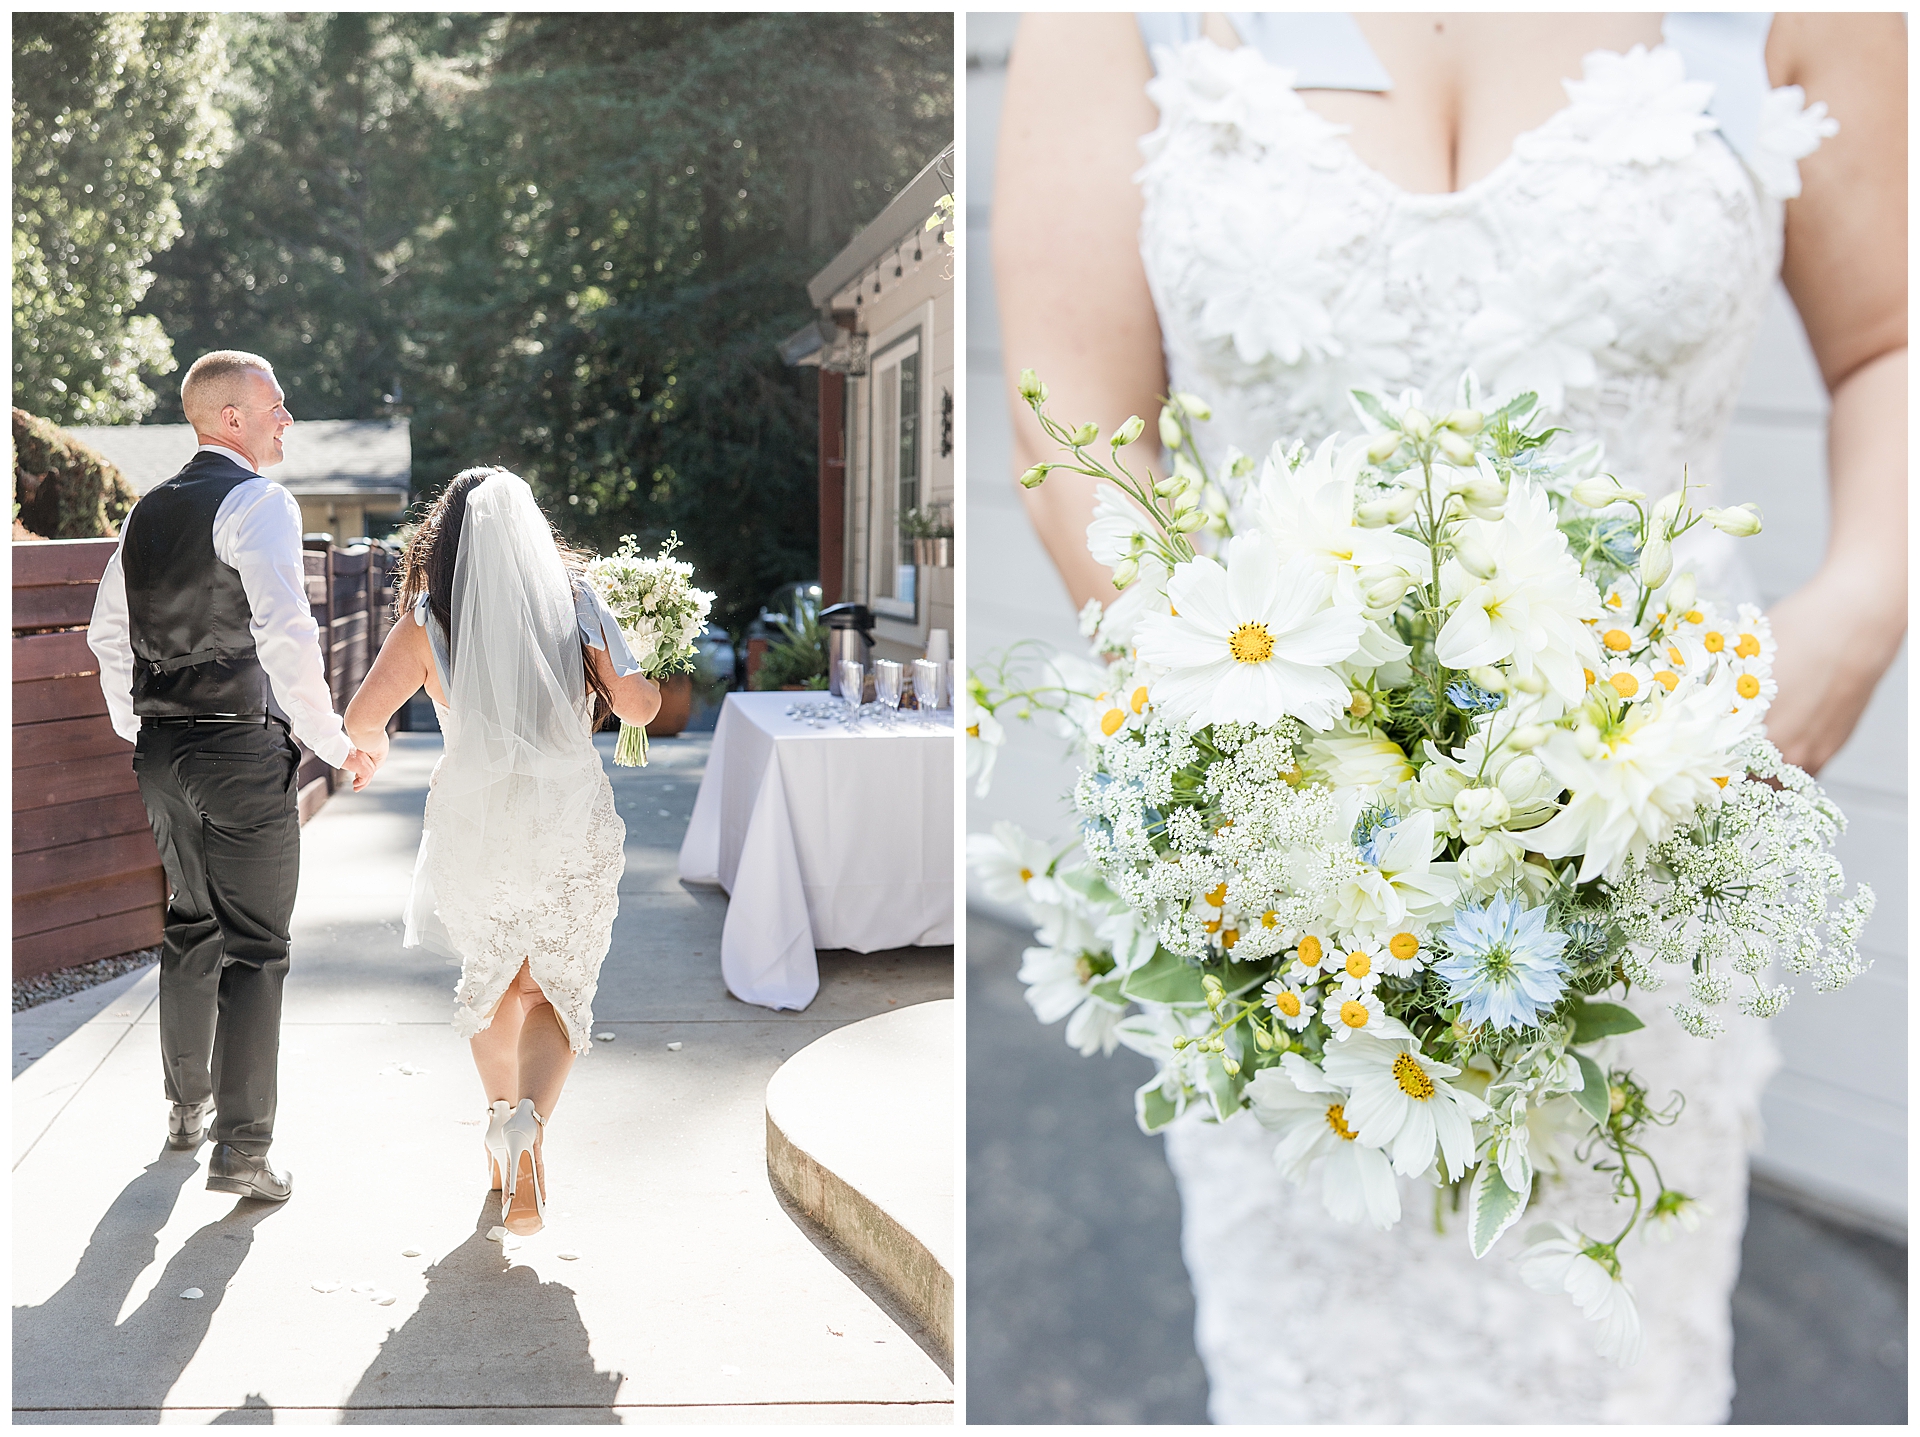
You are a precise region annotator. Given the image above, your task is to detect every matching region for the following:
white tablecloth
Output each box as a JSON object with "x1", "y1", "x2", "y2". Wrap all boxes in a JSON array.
[{"x1": 677, "y1": 693, "x2": 954, "y2": 1010}]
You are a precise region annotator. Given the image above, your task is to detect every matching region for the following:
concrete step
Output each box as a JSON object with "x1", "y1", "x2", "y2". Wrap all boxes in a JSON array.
[{"x1": 766, "y1": 1000, "x2": 954, "y2": 1360}]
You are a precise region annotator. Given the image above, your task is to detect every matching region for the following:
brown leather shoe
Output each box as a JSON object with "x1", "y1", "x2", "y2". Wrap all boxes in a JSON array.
[{"x1": 205, "y1": 1144, "x2": 293, "y2": 1202}]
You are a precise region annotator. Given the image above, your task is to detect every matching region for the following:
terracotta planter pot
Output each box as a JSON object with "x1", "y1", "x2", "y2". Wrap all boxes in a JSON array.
[{"x1": 645, "y1": 673, "x2": 693, "y2": 738}]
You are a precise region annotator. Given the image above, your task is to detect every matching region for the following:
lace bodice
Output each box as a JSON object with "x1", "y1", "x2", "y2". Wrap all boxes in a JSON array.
[
  {"x1": 1127, "y1": 29, "x2": 1834, "y2": 1422},
  {"x1": 1138, "y1": 35, "x2": 1835, "y2": 515}
]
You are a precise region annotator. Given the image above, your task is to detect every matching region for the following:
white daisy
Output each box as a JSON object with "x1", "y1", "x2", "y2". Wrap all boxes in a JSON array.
[
  {"x1": 1134, "y1": 533, "x2": 1369, "y2": 730},
  {"x1": 1517, "y1": 1222, "x2": 1645, "y2": 1365},
  {"x1": 1321, "y1": 1033, "x2": 1490, "y2": 1178},
  {"x1": 966, "y1": 822, "x2": 1062, "y2": 907},
  {"x1": 1262, "y1": 977, "x2": 1318, "y2": 1032},
  {"x1": 965, "y1": 692, "x2": 1004, "y2": 798},
  {"x1": 1332, "y1": 938, "x2": 1384, "y2": 994},
  {"x1": 1375, "y1": 929, "x2": 1427, "y2": 978},
  {"x1": 1246, "y1": 1053, "x2": 1402, "y2": 1229},
  {"x1": 1325, "y1": 987, "x2": 1406, "y2": 1044},
  {"x1": 1287, "y1": 930, "x2": 1335, "y2": 983}
]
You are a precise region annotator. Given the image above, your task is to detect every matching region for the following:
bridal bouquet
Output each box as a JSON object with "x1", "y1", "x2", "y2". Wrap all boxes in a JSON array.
[
  {"x1": 587, "y1": 534, "x2": 714, "y2": 766},
  {"x1": 969, "y1": 373, "x2": 1872, "y2": 1364}
]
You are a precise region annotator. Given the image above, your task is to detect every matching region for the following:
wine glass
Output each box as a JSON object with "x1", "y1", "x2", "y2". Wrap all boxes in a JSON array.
[
  {"x1": 838, "y1": 660, "x2": 864, "y2": 713},
  {"x1": 912, "y1": 658, "x2": 946, "y2": 714},
  {"x1": 874, "y1": 659, "x2": 904, "y2": 715}
]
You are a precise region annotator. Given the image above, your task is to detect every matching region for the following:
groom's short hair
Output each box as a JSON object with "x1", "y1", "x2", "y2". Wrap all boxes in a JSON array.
[{"x1": 181, "y1": 350, "x2": 276, "y2": 428}]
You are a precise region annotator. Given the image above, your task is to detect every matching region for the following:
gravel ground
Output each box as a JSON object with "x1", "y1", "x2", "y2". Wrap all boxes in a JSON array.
[{"x1": 14, "y1": 948, "x2": 160, "y2": 1013}]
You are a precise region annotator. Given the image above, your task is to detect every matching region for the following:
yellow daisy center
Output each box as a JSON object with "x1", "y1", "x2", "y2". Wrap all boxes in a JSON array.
[
  {"x1": 1229, "y1": 622, "x2": 1276, "y2": 664},
  {"x1": 1019, "y1": 867, "x2": 1033, "y2": 882},
  {"x1": 1735, "y1": 634, "x2": 1761, "y2": 658},
  {"x1": 1389, "y1": 932, "x2": 1419, "y2": 961},
  {"x1": 1275, "y1": 990, "x2": 1301, "y2": 1017},
  {"x1": 1221, "y1": 928, "x2": 1240, "y2": 950},
  {"x1": 1583, "y1": 667, "x2": 1597, "y2": 688},
  {"x1": 1339, "y1": 999, "x2": 1370, "y2": 1029},
  {"x1": 1684, "y1": 609, "x2": 1704, "y2": 624},
  {"x1": 1206, "y1": 882, "x2": 1229, "y2": 907},
  {"x1": 1713, "y1": 775, "x2": 1730, "y2": 788},
  {"x1": 1703, "y1": 631, "x2": 1725, "y2": 653},
  {"x1": 1667, "y1": 646, "x2": 1685, "y2": 665},
  {"x1": 1655, "y1": 670, "x2": 1679, "y2": 691},
  {"x1": 1736, "y1": 674, "x2": 1761, "y2": 699},
  {"x1": 1605, "y1": 592, "x2": 1623, "y2": 608},
  {"x1": 1392, "y1": 1051, "x2": 1436, "y2": 1100},
  {"x1": 1297, "y1": 936, "x2": 1324, "y2": 966},
  {"x1": 1345, "y1": 951, "x2": 1371, "y2": 980},
  {"x1": 1101, "y1": 708, "x2": 1126, "y2": 736},
  {"x1": 1325, "y1": 1103, "x2": 1357, "y2": 1141},
  {"x1": 1608, "y1": 672, "x2": 1640, "y2": 698},
  {"x1": 1203, "y1": 919, "x2": 1221, "y2": 934},
  {"x1": 1130, "y1": 685, "x2": 1151, "y2": 714},
  {"x1": 1261, "y1": 910, "x2": 1279, "y2": 929},
  {"x1": 1602, "y1": 628, "x2": 1632, "y2": 653}
]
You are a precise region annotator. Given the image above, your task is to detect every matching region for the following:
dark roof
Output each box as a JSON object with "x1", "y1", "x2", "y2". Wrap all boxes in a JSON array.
[
  {"x1": 805, "y1": 145, "x2": 954, "y2": 310},
  {"x1": 65, "y1": 419, "x2": 412, "y2": 499}
]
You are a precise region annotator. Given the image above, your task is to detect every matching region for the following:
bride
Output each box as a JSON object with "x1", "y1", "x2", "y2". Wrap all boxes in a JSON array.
[
  {"x1": 994, "y1": 11, "x2": 1903, "y2": 1423},
  {"x1": 345, "y1": 467, "x2": 660, "y2": 1234}
]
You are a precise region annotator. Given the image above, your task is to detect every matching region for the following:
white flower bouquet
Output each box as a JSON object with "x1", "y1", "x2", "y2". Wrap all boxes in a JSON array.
[
  {"x1": 970, "y1": 372, "x2": 1872, "y2": 1364},
  {"x1": 587, "y1": 533, "x2": 714, "y2": 766}
]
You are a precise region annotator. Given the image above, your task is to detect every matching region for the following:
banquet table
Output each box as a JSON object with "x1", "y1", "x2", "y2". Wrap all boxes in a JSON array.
[{"x1": 677, "y1": 692, "x2": 954, "y2": 1010}]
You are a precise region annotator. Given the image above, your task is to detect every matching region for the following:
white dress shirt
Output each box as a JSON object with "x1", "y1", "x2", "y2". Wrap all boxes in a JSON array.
[{"x1": 88, "y1": 442, "x2": 355, "y2": 768}]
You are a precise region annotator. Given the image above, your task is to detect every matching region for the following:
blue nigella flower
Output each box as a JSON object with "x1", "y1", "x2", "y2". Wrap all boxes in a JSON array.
[
  {"x1": 1433, "y1": 896, "x2": 1573, "y2": 1032},
  {"x1": 1351, "y1": 803, "x2": 1401, "y2": 867},
  {"x1": 1445, "y1": 680, "x2": 1506, "y2": 714}
]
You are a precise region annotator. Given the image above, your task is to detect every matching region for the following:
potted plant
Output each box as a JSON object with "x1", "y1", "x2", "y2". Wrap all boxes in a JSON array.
[
  {"x1": 748, "y1": 601, "x2": 830, "y2": 692},
  {"x1": 901, "y1": 504, "x2": 953, "y2": 568}
]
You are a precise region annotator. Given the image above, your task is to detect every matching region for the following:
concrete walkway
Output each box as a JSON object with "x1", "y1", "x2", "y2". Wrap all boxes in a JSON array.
[{"x1": 13, "y1": 731, "x2": 954, "y2": 1424}]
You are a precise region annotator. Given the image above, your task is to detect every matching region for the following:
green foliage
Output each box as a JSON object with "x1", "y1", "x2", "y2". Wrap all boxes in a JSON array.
[
  {"x1": 131, "y1": 11, "x2": 953, "y2": 636},
  {"x1": 12, "y1": 13, "x2": 230, "y2": 423},
  {"x1": 749, "y1": 604, "x2": 828, "y2": 691},
  {"x1": 12, "y1": 408, "x2": 140, "y2": 538}
]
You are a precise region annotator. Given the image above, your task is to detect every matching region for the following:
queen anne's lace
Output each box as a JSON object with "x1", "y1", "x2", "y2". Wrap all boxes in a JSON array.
[{"x1": 1128, "y1": 37, "x2": 1836, "y2": 1422}]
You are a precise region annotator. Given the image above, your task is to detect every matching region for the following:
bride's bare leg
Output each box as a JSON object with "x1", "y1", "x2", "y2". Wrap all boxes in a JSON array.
[
  {"x1": 504, "y1": 965, "x2": 575, "y2": 1233},
  {"x1": 469, "y1": 961, "x2": 536, "y2": 1104}
]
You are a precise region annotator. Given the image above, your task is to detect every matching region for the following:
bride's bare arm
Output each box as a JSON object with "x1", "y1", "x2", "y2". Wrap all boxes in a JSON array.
[
  {"x1": 1764, "y1": 13, "x2": 1906, "y2": 773},
  {"x1": 995, "y1": 14, "x2": 1168, "y2": 613},
  {"x1": 587, "y1": 646, "x2": 661, "y2": 727},
  {"x1": 342, "y1": 616, "x2": 433, "y2": 771}
]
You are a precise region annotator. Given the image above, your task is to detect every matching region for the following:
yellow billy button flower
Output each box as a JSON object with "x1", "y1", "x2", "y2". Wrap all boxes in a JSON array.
[{"x1": 1130, "y1": 685, "x2": 1150, "y2": 714}]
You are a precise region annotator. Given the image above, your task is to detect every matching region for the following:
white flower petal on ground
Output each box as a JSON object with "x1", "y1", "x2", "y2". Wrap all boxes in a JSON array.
[
  {"x1": 1323, "y1": 1033, "x2": 1490, "y2": 1178},
  {"x1": 1517, "y1": 1221, "x2": 1645, "y2": 1365},
  {"x1": 1135, "y1": 534, "x2": 1368, "y2": 728},
  {"x1": 1246, "y1": 1053, "x2": 1401, "y2": 1229},
  {"x1": 180, "y1": 1288, "x2": 204, "y2": 1300}
]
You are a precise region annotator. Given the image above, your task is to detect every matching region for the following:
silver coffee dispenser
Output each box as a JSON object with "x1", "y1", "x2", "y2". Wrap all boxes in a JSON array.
[{"x1": 821, "y1": 602, "x2": 875, "y2": 698}]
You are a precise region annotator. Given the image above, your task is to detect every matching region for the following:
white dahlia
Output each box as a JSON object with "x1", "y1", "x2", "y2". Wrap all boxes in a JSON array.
[{"x1": 1245, "y1": 434, "x2": 1428, "y2": 577}]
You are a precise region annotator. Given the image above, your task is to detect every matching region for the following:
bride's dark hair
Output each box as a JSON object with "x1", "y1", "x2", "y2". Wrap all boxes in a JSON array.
[{"x1": 397, "y1": 465, "x2": 617, "y2": 722}]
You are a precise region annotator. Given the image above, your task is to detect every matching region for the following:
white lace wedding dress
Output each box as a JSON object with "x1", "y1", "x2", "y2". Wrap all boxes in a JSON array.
[
  {"x1": 1130, "y1": 16, "x2": 1837, "y2": 1423},
  {"x1": 402, "y1": 474, "x2": 629, "y2": 1055}
]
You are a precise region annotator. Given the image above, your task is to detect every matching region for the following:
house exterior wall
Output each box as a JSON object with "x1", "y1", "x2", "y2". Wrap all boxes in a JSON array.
[
  {"x1": 964, "y1": 20, "x2": 1905, "y2": 1231},
  {"x1": 831, "y1": 244, "x2": 956, "y2": 664}
]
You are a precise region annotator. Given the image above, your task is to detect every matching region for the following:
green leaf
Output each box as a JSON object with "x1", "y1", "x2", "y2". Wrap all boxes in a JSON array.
[
  {"x1": 1200, "y1": 1054, "x2": 1243, "y2": 1122},
  {"x1": 1136, "y1": 1080, "x2": 1182, "y2": 1134},
  {"x1": 1491, "y1": 390, "x2": 1539, "y2": 424},
  {"x1": 1120, "y1": 947, "x2": 1207, "y2": 1006},
  {"x1": 1571, "y1": 1000, "x2": 1645, "y2": 1043},
  {"x1": 1348, "y1": 388, "x2": 1396, "y2": 430},
  {"x1": 1571, "y1": 1052, "x2": 1611, "y2": 1129},
  {"x1": 1468, "y1": 1159, "x2": 1527, "y2": 1259},
  {"x1": 1088, "y1": 976, "x2": 1127, "y2": 1007}
]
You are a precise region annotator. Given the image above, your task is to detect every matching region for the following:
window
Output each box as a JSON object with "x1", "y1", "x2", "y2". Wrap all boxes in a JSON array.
[{"x1": 870, "y1": 332, "x2": 921, "y2": 619}]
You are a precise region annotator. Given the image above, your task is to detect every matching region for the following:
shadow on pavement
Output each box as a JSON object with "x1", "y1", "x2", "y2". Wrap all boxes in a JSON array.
[
  {"x1": 13, "y1": 1148, "x2": 284, "y2": 1420},
  {"x1": 337, "y1": 1195, "x2": 622, "y2": 1423}
]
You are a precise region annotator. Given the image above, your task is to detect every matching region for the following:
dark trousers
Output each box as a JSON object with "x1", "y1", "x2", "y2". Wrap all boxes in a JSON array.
[{"x1": 132, "y1": 720, "x2": 302, "y2": 1155}]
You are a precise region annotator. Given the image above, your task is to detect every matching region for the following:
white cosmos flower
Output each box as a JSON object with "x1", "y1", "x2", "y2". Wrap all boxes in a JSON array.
[
  {"x1": 1436, "y1": 477, "x2": 1603, "y2": 708},
  {"x1": 966, "y1": 821, "x2": 1062, "y2": 908},
  {"x1": 1245, "y1": 434, "x2": 1429, "y2": 576},
  {"x1": 1086, "y1": 484, "x2": 1153, "y2": 569},
  {"x1": 1135, "y1": 533, "x2": 1368, "y2": 729},
  {"x1": 1018, "y1": 942, "x2": 1124, "y2": 1055},
  {"x1": 1246, "y1": 1053, "x2": 1401, "y2": 1229},
  {"x1": 1321, "y1": 1033, "x2": 1490, "y2": 1179},
  {"x1": 1517, "y1": 1222, "x2": 1645, "y2": 1366},
  {"x1": 1329, "y1": 805, "x2": 1461, "y2": 934},
  {"x1": 964, "y1": 693, "x2": 1005, "y2": 797},
  {"x1": 1528, "y1": 672, "x2": 1746, "y2": 882},
  {"x1": 1095, "y1": 552, "x2": 1171, "y2": 651}
]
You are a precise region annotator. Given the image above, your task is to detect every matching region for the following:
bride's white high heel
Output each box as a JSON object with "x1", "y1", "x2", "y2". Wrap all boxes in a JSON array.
[
  {"x1": 483, "y1": 1100, "x2": 513, "y2": 1192},
  {"x1": 501, "y1": 1098, "x2": 546, "y2": 1233}
]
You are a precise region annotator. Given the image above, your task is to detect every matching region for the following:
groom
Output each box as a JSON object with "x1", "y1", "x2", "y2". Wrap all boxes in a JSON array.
[{"x1": 88, "y1": 350, "x2": 377, "y2": 1202}]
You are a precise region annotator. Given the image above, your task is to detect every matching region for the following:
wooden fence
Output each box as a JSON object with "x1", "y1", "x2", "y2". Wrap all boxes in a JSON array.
[{"x1": 13, "y1": 538, "x2": 399, "y2": 981}]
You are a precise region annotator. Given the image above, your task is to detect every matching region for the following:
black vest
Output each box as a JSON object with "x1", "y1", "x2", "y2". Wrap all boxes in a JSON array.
[{"x1": 123, "y1": 451, "x2": 276, "y2": 718}]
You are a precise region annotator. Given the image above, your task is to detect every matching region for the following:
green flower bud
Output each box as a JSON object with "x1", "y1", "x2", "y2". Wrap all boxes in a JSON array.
[
  {"x1": 1466, "y1": 665, "x2": 1508, "y2": 693},
  {"x1": 1111, "y1": 414, "x2": 1146, "y2": 447},
  {"x1": 1443, "y1": 408, "x2": 1485, "y2": 435},
  {"x1": 1704, "y1": 503, "x2": 1762, "y2": 537},
  {"x1": 1437, "y1": 430, "x2": 1478, "y2": 465},
  {"x1": 1016, "y1": 368, "x2": 1047, "y2": 405},
  {"x1": 1112, "y1": 557, "x2": 1139, "y2": 589},
  {"x1": 1402, "y1": 408, "x2": 1433, "y2": 441},
  {"x1": 1508, "y1": 724, "x2": 1548, "y2": 751},
  {"x1": 1069, "y1": 422, "x2": 1100, "y2": 448},
  {"x1": 1171, "y1": 509, "x2": 1208, "y2": 533},
  {"x1": 1639, "y1": 537, "x2": 1673, "y2": 589},
  {"x1": 1174, "y1": 391, "x2": 1212, "y2": 420},
  {"x1": 1453, "y1": 531, "x2": 1498, "y2": 580},
  {"x1": 1158, "y1": 406, "x2": 1184, "y2": 450},
  {"x1": 1019, "y1": 464, "x2": 1051, "y2": 489},
  {"x1": 1569, "y1": 475, "x2": 1645, "y2": 509},
  {"x1": 1665, "y1": 571, "x2": 1696, "y2": 613}
]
